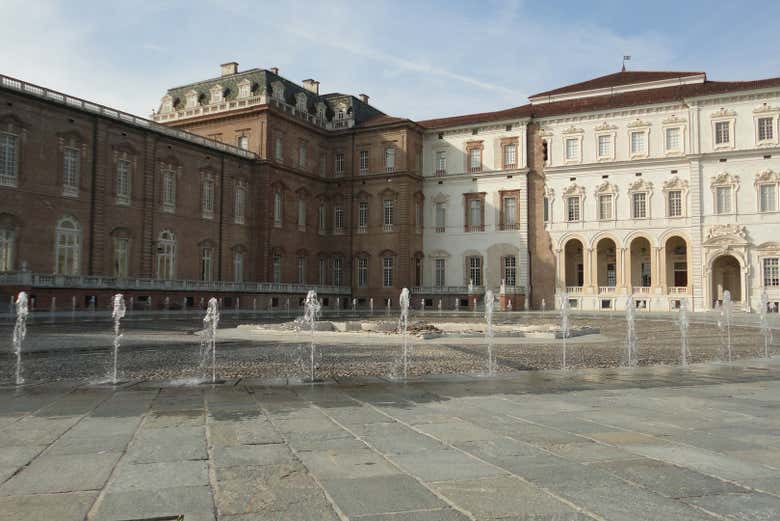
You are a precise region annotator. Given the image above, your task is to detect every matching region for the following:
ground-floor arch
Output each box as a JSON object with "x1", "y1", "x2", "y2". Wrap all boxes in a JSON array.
[{"x1": 711, "y1": 254, "x2": 742, "y2": 306}]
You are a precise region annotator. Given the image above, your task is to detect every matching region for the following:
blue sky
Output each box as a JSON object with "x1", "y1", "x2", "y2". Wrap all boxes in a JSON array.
[{"x1": 4, "y1": 0, "x2": 780, "y2": 120}]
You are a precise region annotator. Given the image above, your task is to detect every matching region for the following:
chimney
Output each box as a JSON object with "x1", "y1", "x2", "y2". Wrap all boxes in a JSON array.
[
  {"x1": 302, "y1": 79, "x2": 320, "y2": 95},
  {"x1": 220, "y1": 62, "x2": 238, "y2": 76},
  {"x1": 269, "y1": 67, "x2": 279, "y2": 75},
  {"x1": 358, "y1": 93, "x2": 370, "y2": 104}
]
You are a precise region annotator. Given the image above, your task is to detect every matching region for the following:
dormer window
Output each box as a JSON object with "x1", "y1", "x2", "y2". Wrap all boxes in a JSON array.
[
  {"x1": 271, "y1": 81, "x2": 285, "y2": 101},
  {"x1": 237, "y1": 79, "x2": 251, "y2": 99},
  {"x1": 295, "y1": 93, "x2": 307, "y2": 113},
  {"x1": 160, "y1": 95, "x2": 173, "y2": 113},
  {"x1": 209, "y1": 85, "x2": 224, "y2": 104},
  {"x1": 185, "y1": 90, "x2": 199, "y2": 109},
  {"x1": 316, "y1": 103, "x2": 327, "y2": 119}
]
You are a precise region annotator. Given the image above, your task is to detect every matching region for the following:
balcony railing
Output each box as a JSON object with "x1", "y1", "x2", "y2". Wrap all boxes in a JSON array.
[
  {"x1": 0, "y1": 74, "x2": 257, "y2": 160},
  {"x1": 435, "y1": 226, "x2": 445, "y2": 233},
  {"x1": 411, "y1": 286, "x2": 478, "y2": 295},
  {"x1": 599, "y1": 286, "x2": 616, "y2": 294},
  {"x1": 499, "y1": 223, "x2": 519, "y2": 231},
  {"x1": 383, "y1": 224, "x2": 394, "y2": 232},
  {"x1": 634, "y1": 286, "x2": 652, "y2": 294},
  {"x1": 669, "y1": 286, "x2": 689, "y2": 294},
  {"x1": 0, "y1": 272, "x2": 351, "y2": 294},
  {"x1": 434, "y1": 169, "x2": 446, "y2": 177},
  {"x1": 566, "y1": 286, "x2": 583, "y2": 294},
  {"x1": 465, "y1": 225, "x2": 485, "y2": 232},
  {"x1": 469, "y1": 166, "x2": 482, "y2": 174},
  {"x1": 385, "y1": 166, "x2": 395, "y2": 173},
  {"x1": 357, "y1": 225, "x2": 367, "y2": 234}
]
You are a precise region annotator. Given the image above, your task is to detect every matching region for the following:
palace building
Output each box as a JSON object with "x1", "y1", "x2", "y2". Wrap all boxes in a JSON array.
[{"x1": 1, "y1": 64, "x2": 779, "y2": 312}]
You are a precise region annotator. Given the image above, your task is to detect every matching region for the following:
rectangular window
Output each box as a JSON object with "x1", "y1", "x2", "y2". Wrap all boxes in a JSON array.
[
  {"x1": 502, "y1": 197, "x2": 516, "y2": 229},
  {"x1": 0, "y1": 229, "x2": 15, "y2": 271},
  {"x1": 334, "y1": 207, "x2": 344, "y2": 233},
  {"x1": 415, "y1": 201, "x2": 422, "y2": 232},
  {"x1": 758, "y1": 117, "x2": 774, "y2": 142},
  {"x1": 357, "y1": 257, "x2": 368, "y2": 288},
  {"x1": 764, "y1": 258, "x2": 779, "y2": 287},
  {"x1": 543, "y1": 196, "x2": 549, "y2": 223},
  {"x1": 435, "y1": 203, "x2": 446, "y2": 232},
  {"x1": 275, "y1": 135, "x2": 283, "y2": 161},
  {"x1": 332, "y1": 256, "x2": 343, "y2": 285},
  {"x1": 318, "y1": 205, "x2": 326, "y2": 232},
  {"x1": 597, "y1": 135, "x2": 612, "y2": 158},
  {"x1": 383, "y1": 257, "x2": 393, "y2": 288},
  {"x1": 436, "y1": 151, "x2": 447, "y2": 175},
  {"x1": 318, "y1": 257, "x2": 326, "y2": 285},
  {"x1": 384, "y1": 147, "x2": 395, "y2": 172},
  {"x1": 668, "y1": 190, "x2": 682, "y2": 217},
  {"x1": 469, "y1": 148, "x2": 481, "y2": 172},
  {"x1": 435, "y1": 258, "x2": 445, "y2": 288},
  {"x1": 297, "y1": 256, "x2": 306, "y2": 284},
  {"x1": 566, "y1": 196, "x2": 580, "y2": 222},
  {"x1": 503, "y1": 256, "x2": 516, "y2": 287},
  {"x1": 234, "y1": 251, "x2": 244, "y2": 283},
  {"x1": 468, "y1": 199, "x2": 482, "y2": 230},
  {"x1": 359, "y1": 150, "x2": 369, "y2": 175},
  {"x1": 273, "y1": 192, "x2": 282, "y2": 225},
  {"x1": 63, "y1": 147, "x2": 80, "y2": 196},
  {"x1": 201, "y1": 247, "x2": 213, "y2": 282},
  {"x1": 469, "y1": 256, "x2": 482, "y2": 287},
  {"x1": 202, "y1": 179, "x2": 214, "y2": 217},
  {"x1": 383, "y1": 199, "x2": 394, "y2": 231},
  {"x1": 116, "y1": 159, "x2": 130, "y2": 204},
  {"x1": 598, "y1": 194, "x2": 612, "y2": 220},
  {"x1": 503, "y1": 144, "x2": 517, "y2": 168},
  {"x1": 238, "y1": 135, "x2": 249, "y2": 150},
  {"x1": 630, "y1": 131, "x2": 646, "y2": 155},
  {"x1": 715, "y1": 121, "x2": 730, "y2": 145},
  {"x1": 565, "y1": 138, "x2": 579, "y2": 161},
  {"x1": 272, "y1": 255, "x2": 281, "y2": 283},
  {"x1": 716, "y1": 186, "x2": 732, "y2": 214},
  {"x1": 760, "y1": 184, "x2": 777, "y2": 212},
  {"x1": 415, "y1": 257, "x2": 423, "y2": 286},
  {"x1": 0, "y1": 133, "x2": 18, "y2": 186},
  {"x1": 358, "y1": 202, "x2": 368, "y2": 232},
  {"x1": 297, "y1": 199, "x2": 306, "y2": 228},
  {"x1": 298, "y1": 142, "x2": 307, "y2": 167},
  {"x1": 163, "y1": 169, "x2": 176, "y2": 210},
  {"x1": 665, "y1": 127, "x2": 681, "y2": 152},
  {"x1": 234, "y1": 185, "x2": 246, "y2": 224},
  {"x1": 632, "y1": 192, "x2": 647, "y2": 219},
  {"x1": 114, "y1": 238, "x2": 129, "y2": 278},
  {"x1": 335, "y1": 152, "x2": 345, "y2": 176}
]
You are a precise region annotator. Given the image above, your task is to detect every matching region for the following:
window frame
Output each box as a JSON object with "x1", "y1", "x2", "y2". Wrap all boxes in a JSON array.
[
  {"x1": 711, "y1": 110, "x2": 736, "y2": 151},
  {"x1": 357, "y1": 257, "x2": 368, "y2": 288},
  {"x1": 627, "y1": 125, "x2": 650, "y2": 160},
  {"x1": 754, "y1": 106, "x2": 779, "y2": 146},
  {"x1": 663, "y1": 124, "x2": 685, "y2": 156},
  {"x1": 0, "y1": 131, "x2": 19, "y2": 188},
  {"x1": 62, "y1": 146, "x2": 80, "y2": 198},
  {"x1": 763, "y1": 257, "x2": 779, "y2": 288},
  {"x1": 382, "y1": 256, "x2": 394, "y2": 288}
]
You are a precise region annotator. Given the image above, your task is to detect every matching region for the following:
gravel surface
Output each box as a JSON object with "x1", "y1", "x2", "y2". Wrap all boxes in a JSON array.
[{"x1": 0, "y1": 313, "x2": 776, "y2": 383}]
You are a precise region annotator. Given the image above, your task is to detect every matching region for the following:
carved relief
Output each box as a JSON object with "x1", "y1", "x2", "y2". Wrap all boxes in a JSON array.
[
  {"x1": 628, "y1": 178, "x2": 654, "y2": 192},
  {"x1": 711, "y1": 172, "x2": 740, "y2": 187},
  {"x1": 711, "y1": 107, "x2": 737, "y2": 119},
  {"x1": 705, "y1": 224, "x2": 747, "y2": 241},
  {"x1": 593, "y1": 180, "x2": 618, "y2": 196},
  {"x1": 662, "y1": 175, "x2": 689, "y2": 191},
  {"x1": 754, "y1": 169, "x2": 779, "y2": 184}
]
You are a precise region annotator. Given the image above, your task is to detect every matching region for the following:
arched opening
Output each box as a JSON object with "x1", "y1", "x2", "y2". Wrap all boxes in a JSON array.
[
  {"x1": 629, "y1": 237, "x2": 652, "y2": 288},
  {"x1": 564, "y1": 238, "x2": 584, "y2": 288},
  {"x1": 712, "y1": 254, "x2": 742, "y2": 306},
  {"x1": 596, "y1": 238, "x2": 617, "y2": 288},
  {"x1": 665, "y1": 236, "x2": 688, "y2": 290}
]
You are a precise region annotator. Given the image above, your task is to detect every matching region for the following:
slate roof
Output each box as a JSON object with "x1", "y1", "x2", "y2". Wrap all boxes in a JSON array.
[{"x1": 529, "y1": 70, "x2": 705, "y2": 99}]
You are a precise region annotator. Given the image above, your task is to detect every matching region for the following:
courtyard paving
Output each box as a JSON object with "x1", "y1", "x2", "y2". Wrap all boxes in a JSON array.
[{"x1": 1, "y1": 359, "x2": 780, "y2": 520}]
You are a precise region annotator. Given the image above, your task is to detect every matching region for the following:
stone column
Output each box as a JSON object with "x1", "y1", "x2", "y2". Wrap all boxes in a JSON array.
[
  {"x1": 616, "y1": 247, "x2": 625, "y2": 293},
  {"x1": 584, "y1": 247, "x2": 594, "y2": 293},
  {"x1": 555, "y1": 248, "x2": 564, "y2": 290}
]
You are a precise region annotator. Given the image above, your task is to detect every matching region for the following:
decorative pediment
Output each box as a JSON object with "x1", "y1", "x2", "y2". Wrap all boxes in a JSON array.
[
  {"x1": 270, "y1": 179, "x2": 288, "y2": 191},
  {"x1": 704, "y1": 224, "x2": 748, "y2": 244},
  {"x1": 662, "y1": 114, "x2": 686, "y2": 125},
  {"x1": 711, "y1": 107, "x2": 737, "y2": 119},
  {"x1": 662, "y1": 175, "x2": 688, "y2": 191},
  {"x1": 378, "y1": 249, "x2": 397, "y2": 257},
  {"x1": 379, "y1": 187, "x2": 398, "y2": 198},
  {"x1": 295, "y1": 186, "x2": 310, "y2": 197},
  {"x1": 627, "y1": 118, "x2": 651, "y2": 128},
  {"x1": 237, "y1": 79, "x2": 252, "y2": 98},
  {"x1": 429, "y1": 250, "x2": 450, "y2": 259},
  {"x1": 754, "y1": 169, "x2": 779, "y2": 184},
  {"x1": 594, "y1": 121, "x2": 618, "y2": 132},
  {"x1": 538, "y1": 129, "x2": 553, "y2": 138},
  {"x1": 355, "y1": 190, "x2": 372, "y2": 200},
  {"x1": 431, "y1": 192, "x2": 449, "y2": 204},
  {"x1": 756, "y1": 241, "x2": 780, "y2": 254},
  {"x1": 562, "y1": 183, "x2": 585, "y2": 198},
  {"x1": 209, "y1": 84, "x2": 224, "y2": 104},
  {"x1": 353, "y1": 250, "x2": 371, "y2": 259},
  {"x1": 753, "y1": 103, "x2": 780, "y2": 114},
  {"x1": 628, "y1": 178, "x2": 654, "y2": 192},
  {"x1": 295, "y1": 248, "x2": 308, "y2": 256},
  {"x1": 185, "y1": 89, "x2": 200, "y2": 108},
  {"x1": 593, "y1": 180, "x2": 618, "y2": 196},
  {"x1": 561, "y1": 125, "x2": 584, "y2": 135},
  {"x1": 711, "y1": 172, "x2": 739, "y2": 187},
  {"x1": 160, "y1": 95, "x2": 173, "y2": 113}
]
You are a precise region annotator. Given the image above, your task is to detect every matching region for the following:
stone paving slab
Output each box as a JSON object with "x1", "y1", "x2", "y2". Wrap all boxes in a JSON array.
[
  {"x1": 321, "y1": 475, "x2": 446, "y2": 516},
  {"x1": 0, "y1": 491, "x2": 97, "y2": 521},
  {"x1": 0, "y1": 451, "x2": 120, "y2": 495},
  {"x1": 91, "y1": 484, "x2": 216, "y2": 521},
  {"x1": 682, "y1": 492, "x2": 780, "y2": 520}
]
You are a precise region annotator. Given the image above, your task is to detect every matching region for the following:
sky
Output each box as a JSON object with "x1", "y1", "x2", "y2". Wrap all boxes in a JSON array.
[{"x1": 4, "y1": 0, "x2": 780, "y2": 121}]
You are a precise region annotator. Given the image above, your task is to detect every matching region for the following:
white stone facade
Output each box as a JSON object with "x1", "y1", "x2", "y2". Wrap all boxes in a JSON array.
[
  {"x1": 541, "y1": 76, "x2": 780, "y2": 312},
  {"x1": 418, "y1": 120, "x2": 530, "y2": 308}
]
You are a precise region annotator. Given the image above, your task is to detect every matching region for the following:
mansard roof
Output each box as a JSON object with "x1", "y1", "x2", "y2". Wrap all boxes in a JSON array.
[{"x1": 529, "y1": 70, "x2": 705, "y2": 99}]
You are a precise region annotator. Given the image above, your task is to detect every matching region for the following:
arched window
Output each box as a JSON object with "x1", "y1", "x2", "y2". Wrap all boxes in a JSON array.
[
  {"x1": 0, "y1": 227, "x2": 14, "y2": 271},
  {"x1": 201, "y1": 174, "x2": 215, "y2": 219},
  {"x1": 234, "y1": 181, "x2": 247, "y2": 224},
  {"x1": 233, "y1": 248, "x2": 244, "y2": 283},
  {"x1": 273, "y1": 191, "x2": 282, "y2": 226},
  {"x1": 0, "y1": 130, "x2": 19, "y2": 187},
  {"x1": 200, "y1": 242, "x2": 214, "y2": 281},
  {"x1": 156, "y1": 229, "x2": 176, "y2": 280},
  {"x1": 55, "y1": 216, "x2": 80, "y2": 275}
]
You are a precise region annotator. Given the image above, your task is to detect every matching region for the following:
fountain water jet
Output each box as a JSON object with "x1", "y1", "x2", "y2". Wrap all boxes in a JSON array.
[
  {"x1": 369, "y1": 297, "x2": 374, "y2": 314},
  {"x1": 541, "y1": 298, "x2": 546, "y2": 313},
  {"x1": 302, "y1": 290, "x2": 322, "y2": 382},
  {"x1": 110, "y1": 294, "x2": 126, "y2": 384},
  {"x1": 352, "y1": 298, "x2": 357, "y2": 312},
  {"x1": 399, "y1": 288, "x2": 411, "y2": 379},
  {"x1": 484, "y1": 289, "x2": 497, "y2": 375},
  {"x1": 438, "y1": 299, "x2": 442, "y2": 314},
  {"x1": 12, "y1": 292, "x2": 28, "y2": 385},
  {"x1": 201, "y1": 297, "x2": 220, "y2": 383},
  {"x1": 760, "y1": 290, "x2": 773, "y2": 359},
  {"x1": 679, "y1": 298, "x2": 690, "y2": 367},
  {"x1": 719, "y1": 290, "x2": 733, "y2": 362},
  {"x1": 558, "y1": 291, "x2": 569, "y2": 370},
  {"x1": 625, "y1": 295, "x2": 638, "y2": 366}
]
